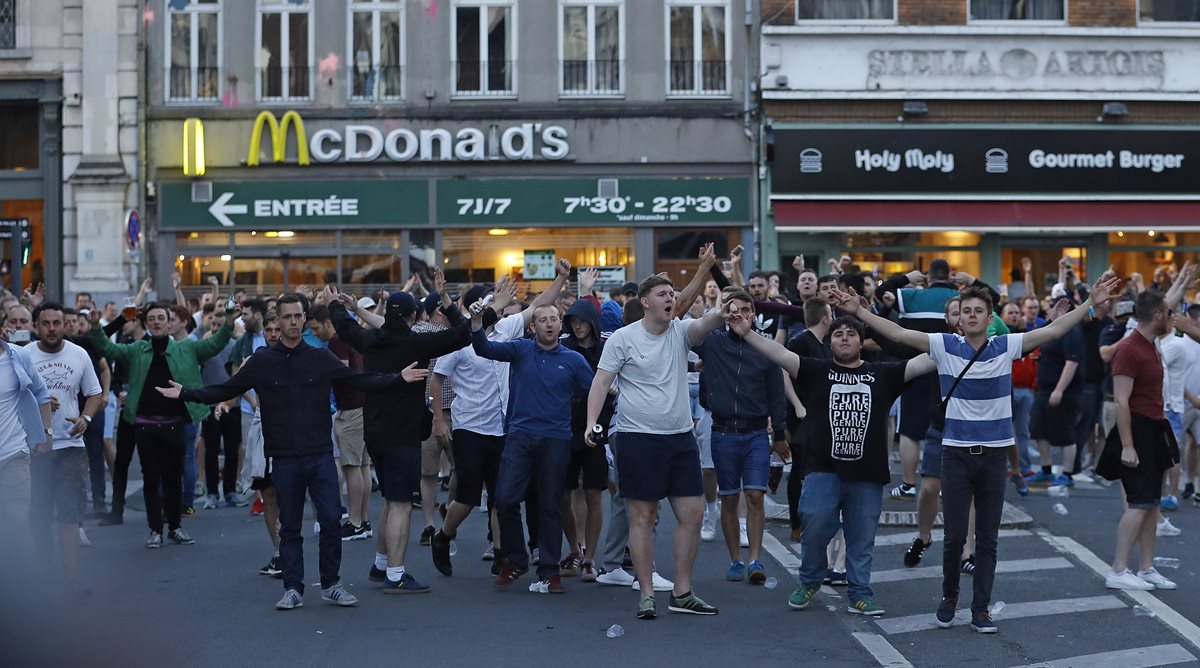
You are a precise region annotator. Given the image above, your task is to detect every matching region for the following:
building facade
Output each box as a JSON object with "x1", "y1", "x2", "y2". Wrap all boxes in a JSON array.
[
  {"x1": 760, "y1": 0, "x2": 1200, "y2": 293},
  {"x1": 0, "y1": 0, "x2": 139, "y2": 302},
  {"x1": 146, "y1": 0, "x2": 756, "y2": 296}
]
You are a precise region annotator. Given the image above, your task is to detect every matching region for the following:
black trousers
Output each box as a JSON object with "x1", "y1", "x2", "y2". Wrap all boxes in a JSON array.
[
  {"x1": 202, "y1": 410, "x2": 242, "y2": 498},
  {"x1": 83, "y1": 410, "x2": 107, "y2": 509},
  {"x1": 941, "y1": 447, "x2": 1008, "y2": 614},
  {"x1": 110, "y1": 418, "x2": 136, "y2": 515},
  {"x1": 135, "y1": 422, "x2": 186, "y2": 534}
]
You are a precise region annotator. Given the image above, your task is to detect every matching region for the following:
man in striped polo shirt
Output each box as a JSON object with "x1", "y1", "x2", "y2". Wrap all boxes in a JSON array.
[{"x1": 834, "y1": 274, "x2": 1120, "y2": 634}]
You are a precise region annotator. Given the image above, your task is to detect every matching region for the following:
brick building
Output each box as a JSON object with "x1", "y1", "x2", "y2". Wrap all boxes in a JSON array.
[{"x1": 760, "y1": 0, "x2": 1200, "y2": 295}]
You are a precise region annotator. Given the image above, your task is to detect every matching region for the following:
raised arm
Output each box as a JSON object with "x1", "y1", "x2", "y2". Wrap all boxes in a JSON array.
[
  {"x1": 674, "y1": 243, "x2": 717, "y2": 320},
  {"x1": 831, "y1": 287, "x2": 930, "y2": 353},
  {"x1": 687, "y1": 305, "x2": 728, "y2": 347},
  {"x1": 523, "y1": 258, "x2": 572, "y2": 327},
  {"x1": 1022, "y1": 275, "x2": 1120, "y2": 354},
  {"x1": 1165, "y1": 261, "x2": 1195, "y2": 309},
  {"x1": 328, "y1": 298, "x2": 374, "y2": 352},
  {"x1": 725, "y1": 309, "x2": 801, "y2": 378}
]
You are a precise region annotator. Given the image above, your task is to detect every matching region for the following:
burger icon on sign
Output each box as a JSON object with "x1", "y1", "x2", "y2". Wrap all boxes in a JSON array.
[
  {"x1": 985, "y1": 148, "x2": 1009, "y2": 174},
  {"x1": 799, "y1": 148, "x2": 823, "y2": 173}
]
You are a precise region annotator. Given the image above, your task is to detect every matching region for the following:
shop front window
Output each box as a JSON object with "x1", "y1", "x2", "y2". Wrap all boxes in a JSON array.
[
  {"x1": 841, "y1": 231, "x2": 981, "y2": 281},
  {"x1": 1, "y1": 200, "x2": 43, "y2": 291},
  {"x1": 233, "y1": 230, "x2": 338, "y2": 247},
  {"x1": 0, "y1": 103, "x2": 39, "y2": 170},
  {"x1": 999, "y1": 244, "x2": 1087, "y2": 300},
  {"x1": 176, "y1": 254, "x2": 232, "y2": 286},
  {"x1": 442, "y1": 227, "x2": 633, "y2": 288},
  {"x1": 342, "y1": 254, "x2": 402, "y2": 285},
  {"x1": 1108, "y1": 231, "x2": 1200, "y2": 292}
]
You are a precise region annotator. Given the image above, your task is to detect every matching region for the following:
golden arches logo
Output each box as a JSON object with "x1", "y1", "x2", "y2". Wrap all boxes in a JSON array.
[
  {"x1": 247, "y1": 110, "x2": 310, "y2": 166},
  {"x1": 182, "y1": 117, "x2": 205, "y2": 176}
]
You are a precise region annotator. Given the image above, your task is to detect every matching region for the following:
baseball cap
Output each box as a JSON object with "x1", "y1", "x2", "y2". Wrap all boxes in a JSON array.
[
  {"x1": 620, "y1": 281, "x2": 638, "y2": 296},
  {"x1": 357, "y1": 296, "x2": 377, "y2": 310},
  {"x1": 386, "y1": 291, "x2": 416, "y2": 318},
  {"x1": 462, "y1": 285, "x2": 492, "y2": 309},
  {"x1": 421, "y1": 292, "x2": 442, "y2": 316}
]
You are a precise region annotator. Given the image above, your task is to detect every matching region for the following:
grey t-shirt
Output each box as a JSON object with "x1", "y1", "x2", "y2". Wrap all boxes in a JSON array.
[{"x1": 599, "y1": 318, "x2": 693, "y2": 435}]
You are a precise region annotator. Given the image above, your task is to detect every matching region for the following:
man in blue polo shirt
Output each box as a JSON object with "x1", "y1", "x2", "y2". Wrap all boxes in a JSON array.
[
  {"x1": 834, "y1": 273, "x2": 1120, "y2": 634},
  {"x1": 469, "y1": 296, "x2": 594, "y2": 595}
]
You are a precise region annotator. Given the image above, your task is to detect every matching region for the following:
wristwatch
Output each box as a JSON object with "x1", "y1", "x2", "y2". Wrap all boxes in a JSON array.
[
  {"x1": 82, "y1": 415, "x2": 92, "y2": 423},
  {"x1": 44, "y1": 427, "x2": 53, "y2": 435}
]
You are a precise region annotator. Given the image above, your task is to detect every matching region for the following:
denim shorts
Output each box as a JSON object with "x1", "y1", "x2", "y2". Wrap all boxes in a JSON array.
[
  {"x1": 1166, "y1": 410, "x2": 1184, "y2": 449},
  {"x1": 616, "y1": 431, "x2": 704, "y2": 501},
  {"x1": 711, "y1": 428, "x2": 770, "y2": 495}
]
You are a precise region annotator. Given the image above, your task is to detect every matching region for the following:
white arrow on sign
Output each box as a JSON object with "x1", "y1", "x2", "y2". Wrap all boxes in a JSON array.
[{"x1": 208, "y1": 192, "x2": 247, "y2": 227}]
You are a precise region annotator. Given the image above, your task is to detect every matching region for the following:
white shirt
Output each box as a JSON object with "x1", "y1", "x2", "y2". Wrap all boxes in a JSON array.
[
  {"x1": 1182, "y1": 336, "x2": 1200, "y2": 401},
  {"x1": 432, "y1": 313, "x2": 525, "y2": 436},
  {"x1": 599, "y1": 318, "x2": 693, "y2": 435},
  {"x1": 1159, "y1": 334, "x2": 1189, "y2": 415},
  {"x1": 0, "y1": 352, "x2": 27, "y2": 460},
  {"x1": 26, "y1": 340, "x2": 101, "y2": 450}
]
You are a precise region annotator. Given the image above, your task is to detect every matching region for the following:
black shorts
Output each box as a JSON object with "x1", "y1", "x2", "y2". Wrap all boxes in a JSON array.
[
  {"x1": 251, "y1": 458, "x2": 274, "y2": 490},
  {"x1": 1120, "y1": 460, "x2": 1167, "y2": 509},
  {"x1": 898, "y1": 374, "x2": 933, "y2": 442},
  {"x1": 566, "y1": 440, "x2": 608, "y2": 490},
  {"x1": 1030, "y1": 390, "x2": 1078, "y2": 447},
  {"x1": 368, "y1": 443, "x2": 421, "y2": 503},
  {"x1": 32, "y1": 447, "x2": 86, "y2": 524},
  {"x1": 451, "y1": 429, "x2": 504, "y2": 507},
  {"x1": 616, "y1": 431, "x2": 703, "y2": 501}
]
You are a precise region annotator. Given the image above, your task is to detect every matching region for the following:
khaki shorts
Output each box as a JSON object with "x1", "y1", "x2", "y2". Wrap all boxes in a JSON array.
[
  {"x1": 335, "y1": 408, "x2": 370, "y2": 467},
  {"x1": 421, "y1": 410, "x2": 453, "y2": 477},
  {"x1": 1102, "y1": 400, "x2": 1117, "y2": 437}
]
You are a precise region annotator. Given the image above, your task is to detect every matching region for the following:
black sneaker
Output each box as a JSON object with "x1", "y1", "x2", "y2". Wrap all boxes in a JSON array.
[
  {"x1": 369, "y1": 565, "x2": 387, "y2": 582},
  {"x1": 383, "y1": 572, "x2": 431, "y2": 594},
  {"x1": 340, "y1": 523, "x2": 369, "y2": 542},
  {"x1": 936, "y1": 597, "x2": 958, "y2": 628},
  {"x1": 419, "y1": 525, "x2": 435, "y2": 547},
  {"x1": 621, "y1": 546, "x2": 633, "y2": 569},
  {"x1": 1183, "y1": 483, "x2": 1196, "y2": 501},
  {"x1": 431, "y1": 530, "x2": 454, "y2": 576},
  {"x1": 903, "y1": 537, "x2": 931, "y2": 568},
  {"x1": 961, "y1": 555, "x2": 976, "y2": 575},
  {"x1": 667, "y1": 591, "x2": 718, "y2": 616},
  {"x1": 971, "y1": 611, "x2": 998, "y2": 634},
  {"x1": 98, "y1": 512, "x2": 123, "y2": 526},
  {"x1": 168, "y1": 528, "x2": 195, "y2": 545},
  {"x1": 259, "y1": 557, "x2": 282, "y2": 577}
]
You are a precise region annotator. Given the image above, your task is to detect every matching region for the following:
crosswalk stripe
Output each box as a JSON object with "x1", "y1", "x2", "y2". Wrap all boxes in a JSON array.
[
  {"x1": 874, "y1": 595, "x2": 1125, "y2": 635},
  {"x1": 874, "y1": 529, "x2": 1032, "y2": 547},
  {"x1": 1007, "y1": 643, "x2": 1197, "y2": 668},
  {"x1": 762, "y1": 532, "x2": 801, "y2": 572},
  {"x1": 852, "y1": 632, "x2": 914, "y2": 668},
  {"x1": 871, "y1": 557, "x2": 1072, "y2": 584}
]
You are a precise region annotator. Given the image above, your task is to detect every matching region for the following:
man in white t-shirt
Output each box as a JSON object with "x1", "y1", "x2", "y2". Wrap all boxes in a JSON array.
[
  {"x1": 584, "y1": 274, "x2": 725, "y2": 620},
  {"x1": 26, "y1": 302, "x2": 104, "y2": 591},
  {"x1": 1180, "y1": 304, "x2": 1200, "y2": 503},
  {"x1": 0, "y1": 325, "x2": 53, "y2": 568}
]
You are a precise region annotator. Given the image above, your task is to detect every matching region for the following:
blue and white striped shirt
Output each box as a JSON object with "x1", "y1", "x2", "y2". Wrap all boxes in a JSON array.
[{"x1": 927, "y1": 332, "x2": 1025, "y2": 448}]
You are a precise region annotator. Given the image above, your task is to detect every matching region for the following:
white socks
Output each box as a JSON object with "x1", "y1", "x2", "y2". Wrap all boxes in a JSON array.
[
  {"x1": 374, "y1": 553, "x2": 387, "y2": 570},
  {"x1": 386, "y1": 565, "x2": 406, "y2": 582}
]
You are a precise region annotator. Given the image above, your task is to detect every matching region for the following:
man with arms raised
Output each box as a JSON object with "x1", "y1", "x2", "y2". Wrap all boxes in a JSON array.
[
  {"x1": 584, "y1": 274, "x2": 726, "y2": 620},
  {"x1": 832, "y1": 273, "x2": 1119, "y2": 633}
]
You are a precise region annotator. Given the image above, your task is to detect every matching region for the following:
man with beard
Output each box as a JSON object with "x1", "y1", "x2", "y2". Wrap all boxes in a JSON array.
[
  {"x1": 472, "y1": 301, "x2": 594, "y2": 594},
  {"x1": 326, "y1": 270, "x2": 473, "y2": 595},
  {"x1": 728, "y1": 310, "x2": 935, "y2": 616}
]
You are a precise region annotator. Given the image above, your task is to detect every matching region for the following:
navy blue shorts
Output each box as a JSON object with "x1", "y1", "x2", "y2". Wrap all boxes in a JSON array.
[
  {"x1": 615, "y1": 431, "x2": 704, "y2": 501},
  {"x1": 368, "y1": 443, "x2": 421, "y2": 503},
  {"x1": 898, "y1": 373, "x2": 933, "y2": 442}
]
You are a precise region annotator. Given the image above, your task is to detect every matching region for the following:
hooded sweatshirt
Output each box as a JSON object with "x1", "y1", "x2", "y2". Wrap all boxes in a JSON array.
[
  {"x1": 600, "y1": 300, "x2": 624, "y2": 337},
  {"x1": 563, "y1": 299, "x2": 615, "y2": 439}
]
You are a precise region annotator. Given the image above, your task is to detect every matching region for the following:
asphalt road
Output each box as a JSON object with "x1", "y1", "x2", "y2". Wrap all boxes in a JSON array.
[{"x1": 5, "y1": 468, "x2": 1200, "y2": 668}]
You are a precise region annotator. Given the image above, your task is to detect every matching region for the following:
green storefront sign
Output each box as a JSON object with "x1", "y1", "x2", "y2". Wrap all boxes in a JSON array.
[
  {"x1": 437, "y1": 177, "x2": 749, "y2": 225},
  {"x1": 159, "y1": 181, "x2": 428, "y2": 229},
  {"x1": 160, "y1": 177, "x2": 749, "y2": 229}
]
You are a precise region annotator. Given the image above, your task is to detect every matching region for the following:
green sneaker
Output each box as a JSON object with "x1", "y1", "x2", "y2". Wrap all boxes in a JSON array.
[
  {"x1": 788, "y1": 583, "x2": 821, "y2": 610},
  {"x1": 637, "y1": 596, "x2": 656, "y2": 620},
  {"x1": 848, "y1": 597, "x2": 885, "y2": 617},
  {"x1": 667, "y1": 591, "x2": 718, "y2": 615}
]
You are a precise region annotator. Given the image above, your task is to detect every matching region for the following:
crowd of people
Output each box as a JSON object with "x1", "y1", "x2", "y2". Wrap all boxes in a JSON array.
[{"x1": 0, "y1": 246, "x2": 1194, "y2": 631}]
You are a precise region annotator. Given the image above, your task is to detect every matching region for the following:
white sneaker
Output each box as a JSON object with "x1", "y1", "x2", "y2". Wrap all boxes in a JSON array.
[
  {"x1": 78, "y1": 527, "x2": 92, "y2": 548},
  {"x1": 1072, "y1": 471, "x2": 1094, "y2": 484},
  {"x1": 632, "y1": 572, "x2": 674, "y2": 592},
  {"x1": 596, "y1": 568, "x2": 636, "y2": 586},
  {"x1": 1105, "y1": 569, "x2": 1155, "y2": 590},
  {"x1": 739, "y1": 522, "x2": 750, "y2": 549},
  {"x1": 1137, "y1": 567, "x2": 1177, "y2": 590},
  {"x1": 1157, "y1": 518, "x2": 1182, "y2": 537},
  {"x1": 700, "y1": 509, "x2": 716, "y2": 542}
]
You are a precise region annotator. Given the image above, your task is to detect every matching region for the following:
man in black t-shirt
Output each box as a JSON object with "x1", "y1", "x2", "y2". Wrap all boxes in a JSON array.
[
  {"x1": 783, "y1": 298, "x2": 832, "y2": 539},
  {"x1": 1075, "y1": 306, "x2": 1111, "y2": 476},
  {"x1": 727, "y1": 313, "x2": 934, "y2": 618},
  {"x1": 1030, "y1": 322, "x2": 1084, "y2": 486}
]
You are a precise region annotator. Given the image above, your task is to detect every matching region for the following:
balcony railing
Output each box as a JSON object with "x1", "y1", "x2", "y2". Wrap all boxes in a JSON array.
[
  {"x1": 453, "y1": 59, "x2": 515, "y2": 96},
  {"x1": 349, "y1": 65, "x2": 404, "y2": 102},
  {"x1": 668, "y1": 59, "x2": 729, "y2": 96},
  {"x1": 166, "y1": 66, "x2": 221, "y2": 102},
  {"x1": 259, "y1": 66, "x2": 312, "y2": 101},
  {"x1": 561, "y1": 59, "x2": 622, "y2": 96}
]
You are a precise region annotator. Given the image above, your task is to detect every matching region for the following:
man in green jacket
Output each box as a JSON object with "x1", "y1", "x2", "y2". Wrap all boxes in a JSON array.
[{"x1": 91, "y1": 300, "x2": 237, "y2": 548}]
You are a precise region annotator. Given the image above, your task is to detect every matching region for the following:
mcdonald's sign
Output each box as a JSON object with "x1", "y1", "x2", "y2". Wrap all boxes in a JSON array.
[
  {"x1": 182, "y1": 118, "x2": 206, "y2": 176},
  {"x1": 247, "y1": 110, "x2": 310, "y2": 166}
]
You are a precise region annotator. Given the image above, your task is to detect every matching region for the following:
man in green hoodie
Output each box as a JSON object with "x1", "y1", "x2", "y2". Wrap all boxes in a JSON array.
[{"x1": 90, "y1": 300, "x2": 237, "y2": 548}]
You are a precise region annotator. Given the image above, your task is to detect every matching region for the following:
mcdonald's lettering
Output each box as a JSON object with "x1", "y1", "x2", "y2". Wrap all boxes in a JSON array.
[
  {"x1": 247, "y1": 111, "x2": 570, "y2": 166},
  {"x1": 183, "y1": 118, "x2": 206, "y2": 176}
]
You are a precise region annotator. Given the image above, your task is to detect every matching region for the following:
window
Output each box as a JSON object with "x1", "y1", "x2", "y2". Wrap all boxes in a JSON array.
[
  {"x1": 166, "y1": 0, "x2": 221, "y2": 103},
  {"x1": 0, "y1": 0, "x2": 15, "y2": 49},
  {"x1": 0, "y1": 103, "x2": 38, "y2": 170},
  {"x1": 349, "y1": 1, "x2": 405, "y2": 102},
  {"x1": 666, "y1": 1, "x2": 729, "y2": 96},
  {"x1": 796, "y1": 0, "x2": 894, "y2": 21},
  {"x1": 453, "y1": 2, "x2": 516, "y2": 96},
  {"x1": 969, "y1": 0, "x2": 1064, "y2": 20},
  {"x1": 1140, "y1": 0, "x2": 1200, "y2": 21},
  {"x1": 560, "y1": 1, "x2": 623, "y2": 96},
  {"x1": 257, "y1": 0, "x2": 312, "y2": 102}
]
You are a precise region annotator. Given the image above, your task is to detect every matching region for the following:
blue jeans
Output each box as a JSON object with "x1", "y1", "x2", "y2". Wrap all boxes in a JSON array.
[
  {"x1": 272, "y1": 454, "x2": 343, "y2": 594},
  {"x1": 797, "y1": 472, "x2": 883, "y2": 602},
  {"x1": 1011, "y1": 388, "x2": 1034, "y2": 473},
  {"x1": 494, "y1": 430, "x2": 570, "y2": 580},
  {"x1": 711, "y1": 428, "x2": 770, "y2": 495},
  {"x1": 83, "y1": 409, "x2": 107, "y2": 508}
]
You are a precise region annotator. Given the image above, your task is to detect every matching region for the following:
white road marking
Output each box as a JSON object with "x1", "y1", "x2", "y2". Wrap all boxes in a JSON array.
[
  {"x1": 852, "y1": 632, "x2": 914, "y2": 668},
  {"x1": 874, "y1": 595, "x2": 1126, "y2": 635},
  {"x1": 1035, "y1": 529, "x2": 1200, "y2": 653},
  {"x1": 1007, "y1": 643, "x2": 1197, "y2": 668},
  {"x1": 873, "y1": 529, "x2": 1032, "y2": 547},
  {"x1": 762, "y1": 532, "x2": 801, "y2": 572},
  {"x1": 871, "y1": 557, "x2": 1072, "y2": 583}
]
